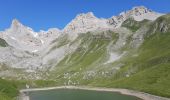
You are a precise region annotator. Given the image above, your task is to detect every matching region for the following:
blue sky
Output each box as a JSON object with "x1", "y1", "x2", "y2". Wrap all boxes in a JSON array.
[{"x1": 0, "y1": 0, "x2": 170, "y2": 31}]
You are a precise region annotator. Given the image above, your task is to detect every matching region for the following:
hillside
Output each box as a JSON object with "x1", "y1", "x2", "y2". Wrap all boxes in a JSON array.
[
  {"x1": 0, "y1": 7, "x2": 169, "y2": 99},
  {"x1": 47, "y1": 14, "x2": 170, "y2": 97},
  {"x1": 108, "y1": 14, "x2": 170, "y2": 97}
]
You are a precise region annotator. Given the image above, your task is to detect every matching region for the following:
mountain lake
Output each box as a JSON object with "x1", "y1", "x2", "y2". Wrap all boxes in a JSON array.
[{"x1": 27, "y1": 89, "x2": 142, "y2": 100}]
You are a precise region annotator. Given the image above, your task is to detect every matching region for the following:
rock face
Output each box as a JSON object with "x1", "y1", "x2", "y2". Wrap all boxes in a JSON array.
[
  {"x1": 3, "y1": 19, "x2": 42, "y2": 52},
  {"x1": 0, "y1": 20, "x2": 63, "y2": 73},
  {"x1": 0, "y1": 6, "x2": 164, "y2": 77},
  {"x1": 39, "y1": 28, "x2": 61, "y2": 45},
  {"x1": 2, "y1": 19, "x2": 62, "y2": 52},
  {"x1": 63, "y1": 6, "x2": 162, "y2": 39},
  {"x1": 63, "y1": 12, "x2": 111, "y2": 36},
  {"x1": 108, "y1": 6, "x2": 163, "y2": 28}
]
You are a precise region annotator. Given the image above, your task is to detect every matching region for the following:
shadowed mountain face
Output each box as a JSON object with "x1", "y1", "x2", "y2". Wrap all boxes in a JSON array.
[
  {"x1": 0, "y1": 38, "x2": 8, "y2": 47},
  {"x1": 0, "y1": 6, "x2": 170, "y2": 99}
]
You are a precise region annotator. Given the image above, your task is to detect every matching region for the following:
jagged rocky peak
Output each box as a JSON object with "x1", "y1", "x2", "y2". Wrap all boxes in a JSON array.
[
  {"x1": 2, "y1": 19, "x2": 43, "y2": 51},
  {"x1": 11, "y1": 19, "x2": 22, "y2": 29},
  {"x1": 119, "y1": 6, "x2": 152, "y2": 17},
  {"x1": 124, "y1": 6, "x2": 163, "y2": 21},
  {"x1": 63, "y1": 12, "x2": 111, "y2": 35},
  {"x1": 108, "y1": 6, "x2": 163, "y2": 27},
  {"x1": 75, "y1": 12, "x2": 96, "y2": 19},
  {"x1": 6, "y1": 19, "x2": 36, "y2": 37},
  {"x1": 64, "y1": 6, "x2": 163, "y2": 36},
  {"x1": 10, "y1": 19, "x2": 34, "y2": 33},
  {"x1": 130, "y1": 6, "x2": 152, "y2": 15}
]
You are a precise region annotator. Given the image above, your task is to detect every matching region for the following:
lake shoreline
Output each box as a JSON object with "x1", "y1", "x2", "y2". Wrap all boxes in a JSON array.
[{"x1": 20, "y1": 86, "x2": 170, "y2": 100}]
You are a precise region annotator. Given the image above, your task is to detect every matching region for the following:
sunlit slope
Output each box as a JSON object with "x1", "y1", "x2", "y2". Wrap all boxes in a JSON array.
[{"x1": 92, "y1": 14, "x2": 170, "y2": 97}]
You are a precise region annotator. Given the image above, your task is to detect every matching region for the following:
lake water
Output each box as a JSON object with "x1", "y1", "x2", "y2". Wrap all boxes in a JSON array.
[{"x1": 28, "y1": 89, "x2": 142, "y2": 100}]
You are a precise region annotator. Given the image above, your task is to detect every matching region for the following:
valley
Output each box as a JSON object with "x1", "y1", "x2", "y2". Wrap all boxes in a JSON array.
[{"x1": 0, "y1": 6, "x2": 170, "y2": 100}]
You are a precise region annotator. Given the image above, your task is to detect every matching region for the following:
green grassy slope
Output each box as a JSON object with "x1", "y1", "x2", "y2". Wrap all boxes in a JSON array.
[
  {"x1": 0, "y1": 93, "x2": 12, "y2": 100},
  {"x1": 0, "y1": 78, "x2": 61, "y2": 100},
  {"x1": 106, "y1": 32, "x2": 170, "y2": 97},
  {"x1": 122, "y1": 18, "x2": 150, "y2": 32},
  {"x1": 0, "y1": 79, "x2": 24, "y2": 100},
  {"x1": 92, "y1": 15, "x2": 170, "y2": 97},
  {"x1": 49, "y1": 31, "x2": 119, "y2": 84},
  {"x1": 47, "y1": 14, "x2": 170, "y2": 97}
]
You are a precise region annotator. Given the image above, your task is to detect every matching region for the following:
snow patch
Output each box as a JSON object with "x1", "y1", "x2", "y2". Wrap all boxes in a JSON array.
[
  {"x1": 10, "y1": 36, "x2": 17, "y2": 40},
  {"x1": 40, "y1": 39, "x2": 44, "y2": 44},
  {"x1": 31, "y1": 31, "x2": 38, "y2": 37},
  {"x1": 105, "y1": 53, "x2": 121, "y2": 64},
  {"x1": 32, "y1": 50, "x2": 38, "y2": 53},
  {"x1": 105, "y1": 52, "x2": 126, "y2": 64}
]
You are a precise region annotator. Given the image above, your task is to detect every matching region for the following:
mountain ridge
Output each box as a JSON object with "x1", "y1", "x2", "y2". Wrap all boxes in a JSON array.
[
  {"x1": 0, "y1": 6, "x2": 164, "y2": 74},
  {"x1": 0, "y1": 6, "x2": 170, "y2": 100}
]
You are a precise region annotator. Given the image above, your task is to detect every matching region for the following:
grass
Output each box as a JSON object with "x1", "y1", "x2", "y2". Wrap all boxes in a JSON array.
[
  {"x1": 0, "y1": 79, "x2": 24, "y2": 99},
  {"x1": 0, "y1": 15, "x2": 170, "y2": 99},
  {"x1": 0, "y1": 92, "x2": 12, "y2": 100},
  {"x1": 46, "y1": 34, "x2": 70, "y2": 55},
  {"x1": 122, "y1": 18, "x2": 149, "y2": 32},
  {"x1": 48, "y1": 19, "x2": 170, "y2": 97},
  {"x1": 0, "y1": 78, "x2": 60, "y2": 100},
  {"x1": 50, "y1": 31, "x2": 118, "y2": 79},
  {"x1": 82, "y1": 15, "x2": 170, "y2": 98},
  {"x1": 89, "y1": 32, "x2": 170, "y2": 97},
  {"x1": 109, "y1": 63, "x2": 170, "y2": 97}
]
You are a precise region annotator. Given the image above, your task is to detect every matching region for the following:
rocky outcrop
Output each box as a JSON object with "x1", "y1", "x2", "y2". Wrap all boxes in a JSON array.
[
  {"x1": 63, "y1": 12, "x2": 112, "y2": 40},
  {"x1": 63, "y1": 6, "x2": 162, "y2": 40},
  {"x1": 108, "y1": 6, "x2": 163, "y2": 28}
]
